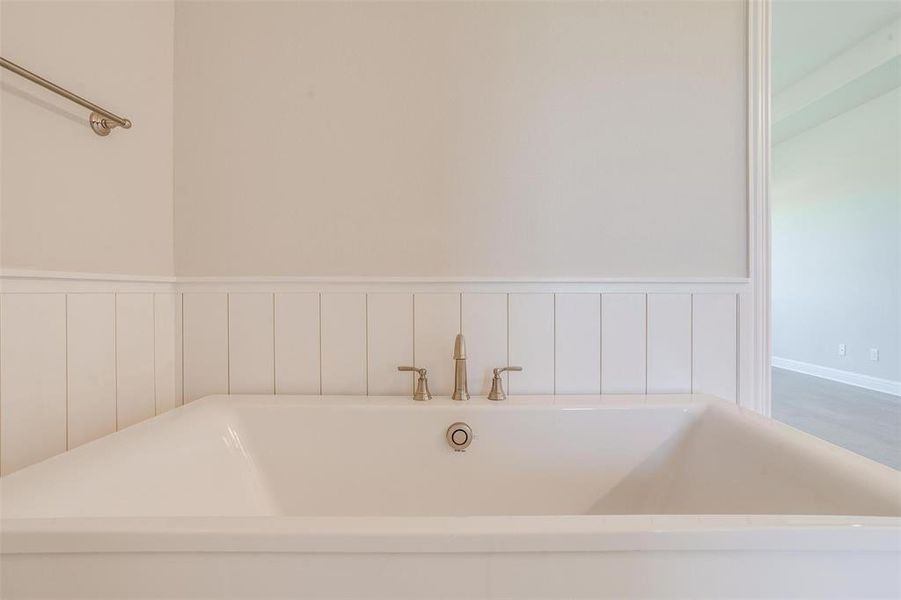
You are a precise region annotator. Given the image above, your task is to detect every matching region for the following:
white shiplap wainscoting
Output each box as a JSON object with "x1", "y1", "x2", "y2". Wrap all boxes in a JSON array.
[
  {"x1": 0, "y1": 272, "x2": 750, "y2": 474},
  {"x1": 0, "y1": 282, "x2": 181, "y2": 475}
]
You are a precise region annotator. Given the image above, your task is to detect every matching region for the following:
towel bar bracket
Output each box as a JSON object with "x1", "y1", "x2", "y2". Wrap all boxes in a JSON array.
[
  {"x1": 90, "y1": 112, "x2": 123, "y2": 137},
  {"x1": 1, "y1": 56, "x2": 132, "y2": 137}
]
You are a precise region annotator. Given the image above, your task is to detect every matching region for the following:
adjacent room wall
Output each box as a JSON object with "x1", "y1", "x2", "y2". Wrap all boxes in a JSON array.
[
  {"x1": 174, "y1": 1, "x2": 748, "y2": 277},
  {"x1": 772, "y1": 88, "x2": 901, "y2": 384},
  {"x1": 0, "y1": 0, "x2": 174, "y2": 276}
]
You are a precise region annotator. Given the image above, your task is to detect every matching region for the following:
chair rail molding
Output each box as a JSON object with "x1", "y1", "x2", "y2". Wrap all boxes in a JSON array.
[
  {"x1": 0, "y1": 269, "x2": 177, "y2": 293},
  {"x1": 0, "y1": 270, "x2": 750, "y2": 295},
  {"x1": 747, "y1": 0, "x2": 772, "y2": 416}
]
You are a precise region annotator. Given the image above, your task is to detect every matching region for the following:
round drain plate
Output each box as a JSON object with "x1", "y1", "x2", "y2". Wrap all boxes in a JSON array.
[{"x1": 446, "y1": 422, "x2": 472, "y2": 451}]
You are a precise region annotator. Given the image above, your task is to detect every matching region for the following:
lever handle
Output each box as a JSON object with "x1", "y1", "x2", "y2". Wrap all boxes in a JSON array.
[
  {"x1": 493, "y1": 366, "x2": 523, "y2": 377},
  {"x1": 398, "y1": 366, "x2": 432, "y2": 401},
  {"x1": 488, "y1": 366, "x2": 521, "y2": 401},
  {"x1": 398, "y1": 366, "x2": 426, "y2": 375}
]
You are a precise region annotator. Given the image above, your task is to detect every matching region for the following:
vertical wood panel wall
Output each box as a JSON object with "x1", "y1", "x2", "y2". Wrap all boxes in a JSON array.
[{"x1": 0, "y1": 283, "x2": 745, "y2": 474}]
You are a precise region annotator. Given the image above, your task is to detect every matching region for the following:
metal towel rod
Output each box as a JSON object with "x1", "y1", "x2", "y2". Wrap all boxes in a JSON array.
[{"x1": 0, "y1": 56, "x2": 132, "y2": 137}]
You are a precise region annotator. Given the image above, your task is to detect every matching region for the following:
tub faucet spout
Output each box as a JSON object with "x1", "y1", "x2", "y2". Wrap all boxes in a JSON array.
[{"x1": 452, "y1": 333, "x2": 470, "y2": 401}]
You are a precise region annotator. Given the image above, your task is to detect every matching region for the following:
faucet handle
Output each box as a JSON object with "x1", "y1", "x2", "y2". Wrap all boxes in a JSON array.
[
  {"x1": 398, "y1": 366, "x2": 432, "y2": 401},
  {"x1": 493, "y1": 366, "x2": 522, "y2": 377},
  {"x1": 488, "y1": 366, "x2": 522, "y2": 401}
]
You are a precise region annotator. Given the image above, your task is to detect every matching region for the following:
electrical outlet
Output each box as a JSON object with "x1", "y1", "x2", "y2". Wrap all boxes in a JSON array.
[
  {"x1": 870, "y1": 348, "x2": 879, "y2": 361},
  {"x1": 838, "y1": 344, "x2": 846, "y2": 357}
]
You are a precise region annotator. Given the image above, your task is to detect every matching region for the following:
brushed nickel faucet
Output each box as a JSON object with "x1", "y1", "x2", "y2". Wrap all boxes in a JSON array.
[
  {"x1": 451, "y1": 333, "x2": 469, "y2": 400},
  {"x1": 397, "y1": 366, "x2": 432, "y2": 401},
  {"x1": 488, "y1": 366, "x2": 522, "y2": 401}
]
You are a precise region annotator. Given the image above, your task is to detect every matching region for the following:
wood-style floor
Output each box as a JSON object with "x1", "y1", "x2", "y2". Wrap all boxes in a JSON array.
[{"x1": 772, "y1": 367, "x2": 901, "y2": 470}]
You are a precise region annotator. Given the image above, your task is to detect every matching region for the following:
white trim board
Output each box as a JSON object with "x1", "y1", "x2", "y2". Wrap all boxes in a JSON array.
[
  {"x1": 175, "y1": 279, "x2": 749, "y2": 294},
  {"x1": 0, "y1": 272, "x2": 177, "y2": 294},
  {"x1": 772, "y1": 357, "x2": 901, "y2": 398},
  {"x1": 0, "y1": 269, "x2": 176, "y2": 283},
  {"x1": 746, "y1": 0, "x2": 772, "y2": 417},
  {"x1": 0, "y1": 270, "x2": 751, "y2": 294}
]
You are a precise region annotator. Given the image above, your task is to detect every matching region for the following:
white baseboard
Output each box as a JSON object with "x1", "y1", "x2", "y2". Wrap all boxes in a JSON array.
[{"x1": 772, "y1": 357, "x2": 901, "y2": 397}]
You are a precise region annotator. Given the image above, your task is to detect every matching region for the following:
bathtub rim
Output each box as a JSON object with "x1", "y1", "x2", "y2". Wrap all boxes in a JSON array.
[
  {"x1": 2, "y1": 513, "x2": 900, "y2": 555},
  {"x1": 2, "y1": 393, "x2": 899, "y2": 556}
]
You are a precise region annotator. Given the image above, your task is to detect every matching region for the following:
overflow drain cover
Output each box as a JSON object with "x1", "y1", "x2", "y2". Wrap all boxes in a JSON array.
[{"x1": 446, "y1": 422, "x2": 472, "y2": 451}]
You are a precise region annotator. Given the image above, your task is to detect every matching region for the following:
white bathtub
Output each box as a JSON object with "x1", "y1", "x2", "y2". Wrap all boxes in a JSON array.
[{"x1": 1, "y1": 394, "x2": 899, "y2": 598}]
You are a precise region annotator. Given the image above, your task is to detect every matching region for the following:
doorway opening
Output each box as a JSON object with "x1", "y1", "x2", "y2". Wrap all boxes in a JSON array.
[{"x1": 770, "y1": 0, "x2": 901, "y2": 469}]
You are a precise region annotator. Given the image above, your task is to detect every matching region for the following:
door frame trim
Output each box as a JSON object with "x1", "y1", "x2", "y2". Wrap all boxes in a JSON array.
[{"x1": 747, "y1": 0, "x2": 772, "y2": 415}]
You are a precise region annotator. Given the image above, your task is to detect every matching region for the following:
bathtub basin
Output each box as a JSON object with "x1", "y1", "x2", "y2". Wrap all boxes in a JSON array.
[{"x1": 1, "y1": 394, "x2": 899, "y2": 598}]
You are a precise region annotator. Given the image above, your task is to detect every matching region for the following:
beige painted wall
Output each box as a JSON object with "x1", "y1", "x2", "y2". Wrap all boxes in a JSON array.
[
  {"x1": 1, "y1": 2, "x2": 748, "y2": 278},
  {"x1": 175, "y1": 1, "x2": 748, "y2": 278},
  {"x1": 1, "y1": 1, "x2": 174, "y2": 276}
]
